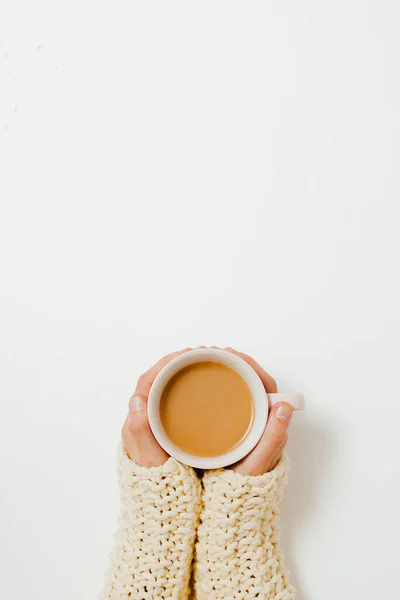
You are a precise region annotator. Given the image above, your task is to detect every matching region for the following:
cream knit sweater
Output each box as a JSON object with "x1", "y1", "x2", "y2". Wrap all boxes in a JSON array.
[{"x1": 100, "y1": 448, "x2": 294, "y2": 600}]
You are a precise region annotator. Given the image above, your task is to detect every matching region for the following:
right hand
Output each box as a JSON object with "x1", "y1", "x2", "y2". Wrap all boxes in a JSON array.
[
  {"x1": 224, "y1": 348, "x2": 293, "y2": 476},
  {"x1": 122, "y1": 348, "x2": 192, "y2": 467}
]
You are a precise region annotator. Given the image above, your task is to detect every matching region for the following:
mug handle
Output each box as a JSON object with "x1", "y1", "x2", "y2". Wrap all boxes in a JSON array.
[{"x1": 267, "y1": 393, "x2": 305, "y2": 411}]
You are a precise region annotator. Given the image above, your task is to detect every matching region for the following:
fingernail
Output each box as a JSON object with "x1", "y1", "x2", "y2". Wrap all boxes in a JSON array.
[
  {"x1": 129, "y1": 396, "x2": 145, "y2": 412},
  {"x1": 276, "y1": 404, "x2": 293, "y2": 421}
]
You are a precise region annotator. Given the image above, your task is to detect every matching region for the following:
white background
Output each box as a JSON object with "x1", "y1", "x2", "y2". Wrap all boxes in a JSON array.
[{"x1": 1, "y1": 2, "x2": 399, "y2": 599}]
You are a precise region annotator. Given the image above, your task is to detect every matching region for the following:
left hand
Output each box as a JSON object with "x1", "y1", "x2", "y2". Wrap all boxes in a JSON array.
[{"x1": 122, "y1": 348, "x2": 192, "y2": 467}]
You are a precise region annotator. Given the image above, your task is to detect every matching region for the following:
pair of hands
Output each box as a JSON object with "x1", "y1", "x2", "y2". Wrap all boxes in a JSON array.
[{"x1": 122, "y1": 347, "x2": 293, "y2": 476}]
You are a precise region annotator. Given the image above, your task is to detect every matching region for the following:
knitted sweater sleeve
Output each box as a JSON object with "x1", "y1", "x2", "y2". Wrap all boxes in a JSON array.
[
  {"x1": 193, "y1": 455, "x2": 295, "y2": 600},
  {"x1": 100, "y1": 447, "x2": 202, "y2": 600}
]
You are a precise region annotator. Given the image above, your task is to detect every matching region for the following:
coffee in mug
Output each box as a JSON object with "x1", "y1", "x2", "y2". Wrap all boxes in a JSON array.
[{"x1": 160, "y1": 361, "x2": 254, "y2": 457}]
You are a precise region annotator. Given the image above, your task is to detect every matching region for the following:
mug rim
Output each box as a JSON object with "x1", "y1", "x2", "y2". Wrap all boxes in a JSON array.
[{"x1": 147, "y1": 348, "x2": 268, "y2": 469}]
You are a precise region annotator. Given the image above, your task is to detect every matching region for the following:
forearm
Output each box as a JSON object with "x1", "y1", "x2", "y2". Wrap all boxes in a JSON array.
[
  {"x1": 100, "y1": 447, "x2": 201, "y2": 600},
  {"x1": 194, "y1": 455, "x2": 295, "y2": 600}
]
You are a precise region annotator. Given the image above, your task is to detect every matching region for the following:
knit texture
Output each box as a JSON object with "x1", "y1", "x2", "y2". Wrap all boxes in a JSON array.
[
  {"x1": 100, "y1": 447, "x2": 202, "y2": 600},
  {"x1": 194, "y1": 455, "x2": 295, "y2": 600}
]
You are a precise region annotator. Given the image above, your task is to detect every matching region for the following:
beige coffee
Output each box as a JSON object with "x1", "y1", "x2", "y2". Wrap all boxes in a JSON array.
[{"x1": 160, "y1": 361, "x2": 254, "y2": 457}]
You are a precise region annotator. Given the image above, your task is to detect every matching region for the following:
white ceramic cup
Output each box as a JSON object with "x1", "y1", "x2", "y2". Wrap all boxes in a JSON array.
[{"x1": 148, "y1": 348, "x2": 305, "y2": 469}]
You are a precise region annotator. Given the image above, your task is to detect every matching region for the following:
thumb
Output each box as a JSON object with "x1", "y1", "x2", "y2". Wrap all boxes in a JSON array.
[
  {"x1": 232, "y1": 402, "x2": 292, "y2": 475},
  {"x1": 122, "y1": 394, "x2": 169, "y2": 467},
  {"x1": 127, "y1": 394, "x2": 149, "y2": 431},
  {"x1": 259, "y1": 402, "x2": 292, "y2": 470}
]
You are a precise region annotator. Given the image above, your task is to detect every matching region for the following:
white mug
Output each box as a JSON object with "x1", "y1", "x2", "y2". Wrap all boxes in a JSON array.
[{"x1": 148, "y1": 348, "x2": 305, "y2": 469}]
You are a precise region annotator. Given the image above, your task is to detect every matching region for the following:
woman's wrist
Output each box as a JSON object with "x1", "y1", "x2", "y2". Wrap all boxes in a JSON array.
[{"x1": 205, "y1": 453, "x2": 289, "y2": 493}]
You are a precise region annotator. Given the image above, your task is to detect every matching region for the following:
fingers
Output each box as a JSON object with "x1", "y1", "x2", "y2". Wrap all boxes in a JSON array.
[
  {"x1": 224, "y1": 347, "x2": 277, "y2": 393},
  {"x1": 122, "y1": 394, "x2": 169, "y2": 467},
  {"x1": 135, "y1": 347, "x2": 192, "y2": 399}
]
